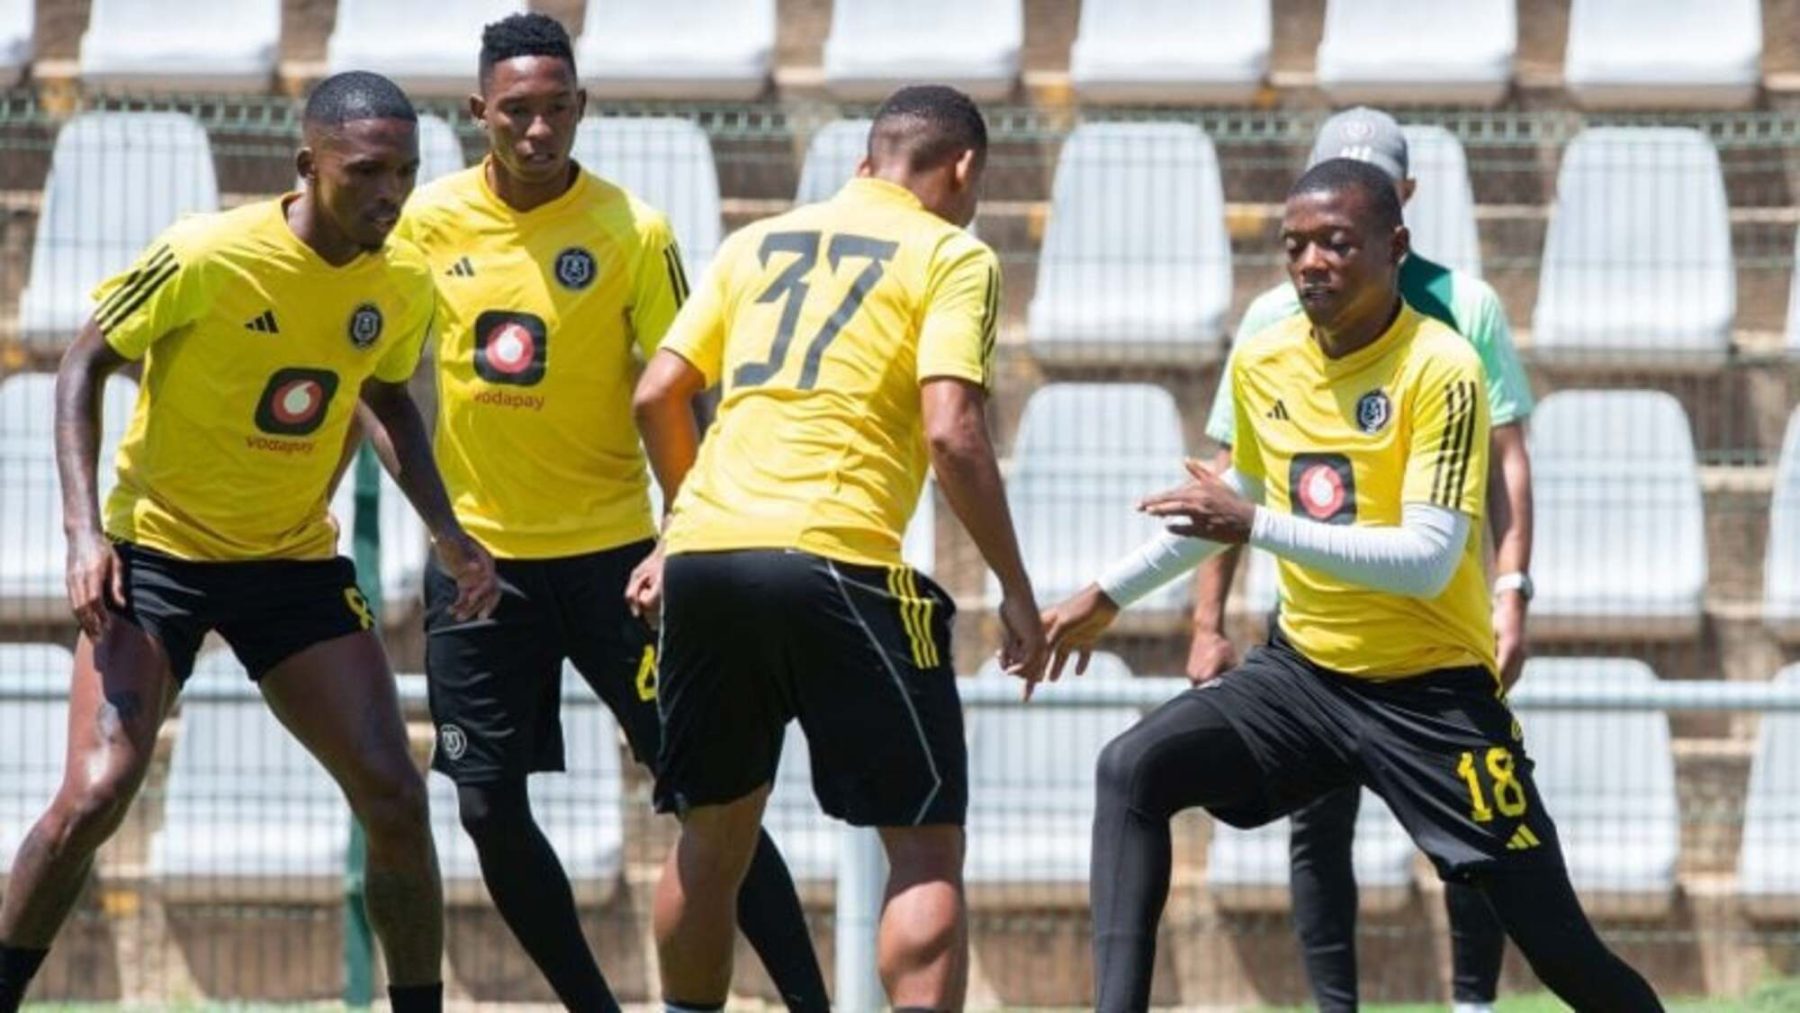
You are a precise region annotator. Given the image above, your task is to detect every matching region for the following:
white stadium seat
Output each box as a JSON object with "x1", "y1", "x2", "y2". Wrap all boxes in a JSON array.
[
  {"x1": 822, "y1": 0, "x2": 1021, "y2": 101},
  {"x1": 79, "y1": 0, "x2": 279, "y2": 92},
  {"x1": 1401, "y1": 125, "x2": 1482, "y2": 278},
  {"x1": 1520, "y1": 658, "x2": 1680, "y2": 916},
  {"x1": 328, "y1": 464, "x2": 430, "y2": 615},
  {"x1": 1565, "y1": 0, "x2": 1761, "y2": 109},
  {"x1": 964, "y1": 654, "x2": 1137, "y2": 889},
  {"x1": 573, "y1": 117, "x2": 722, "y2": 283},
  {"x1": 1316, "y1": 0, "x2": 1514, "y2": 106},
  {"x1": 1528, "y1": 391, "x2": 1706, "y2": 639},
  {"x1": 1069, "y1": 0, "x2": 1268, "y2": 104},
  {"x1": 1764, "y1": 408, "x2": 1800, "y2": 640},
  {"x1": 995, "y1": 384, "x2": 1190, "y2": 611},
  {"x1": 1028, "y1": 123, "x2": 1232, "y2": 365},
  {"x1": 795, "y1": 119, "x2": 871, "y2": 206},
  {"x1": 1738, "y1": 665, "x2": 1800, "y2": 919},
  {"x1": 415, "y1": 115, "x2": 467, "y2": 185},
  {"x1": 1206, "y1": 789, "x2": 1415, "y2": 913},
  {"x1": 19, "y1": 112, "x2": 219, "y2": 348},
  {"x1": 327, "y1": 0, "x2": 524, "y2": 95},
  {"x1": 0, "y1": 645, "x2": 75, "y2": 883},
  {"x1": 0, "y1": 373, "x2": 141, "y2": 621},
  {"x1": 0, "y1": 0, "x2": 30, "y2": 84},
  {"x1": 1532, "y1": 128, "x2": 1734, "y2": 364},
  {"x1": 430, "y1": 667, "x2": 625, "y2": 904},
  {"x1": 578, "y1": 0, "x2": 772, "y2": 100},
  {"x1": 151, "y1": 652, "x2": 350, "y2": 901}
]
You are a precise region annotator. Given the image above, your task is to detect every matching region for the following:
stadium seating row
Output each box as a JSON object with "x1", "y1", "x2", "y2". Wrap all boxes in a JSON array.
[
  {"x1": 4, "y1": 646, "x2": 1794, "y2": 916},
  {"x1": 10, "y1": 112, "x2": 1780, "y2": 367},
  {"x1": 3, "y1": 374, "x2": 1796, "y2": 640},
  {"x1": 0, "y1": 1, "x2": 1768, "y2": 109}
]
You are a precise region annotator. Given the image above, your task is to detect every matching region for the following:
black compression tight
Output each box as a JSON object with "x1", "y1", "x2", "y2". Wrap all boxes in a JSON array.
[
  {"x1": 1089, "y1": 691, "x2": 1663, "y2": 1013},
  {"x1": 458, "y1": 781, "x2": 829, "y2": 1013}
]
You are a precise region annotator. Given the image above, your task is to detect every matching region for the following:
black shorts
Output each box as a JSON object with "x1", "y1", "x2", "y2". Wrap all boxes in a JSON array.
[
  {"x1": 1203, "y1": 631, "x2": 1563, "y2": 880},
  {"x1": 424, "y1": 540, "x2": 660, "y2": 784},
  {"x1": 654, "y1": 549, "x2": 967, "y2": 827},
  {"x1": 109, "y1": 540, "x2": 375, "y2": 683}
]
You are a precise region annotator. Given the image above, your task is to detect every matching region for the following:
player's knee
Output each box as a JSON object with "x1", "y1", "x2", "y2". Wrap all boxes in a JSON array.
[
  {"x1": 354, "y1": 764, "x2": 431, "y2": 846},
  {"x1": 1095, "y1": 732, "x2": 1145, "y2": 806},
  {"x1": 52, "y1": 772, "x2": 140, "y2": 852},
  {"x1": 881, "y1": 826, "x2": 964, "y2": 888},
  {"x1": 455, "y1": 783, "x2": 528, "y2": 849}
]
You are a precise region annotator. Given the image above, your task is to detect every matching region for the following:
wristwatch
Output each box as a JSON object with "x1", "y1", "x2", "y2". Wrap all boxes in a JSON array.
[{"x1": 1494, "y1": 571, "x2": 1534, "y2": 601}]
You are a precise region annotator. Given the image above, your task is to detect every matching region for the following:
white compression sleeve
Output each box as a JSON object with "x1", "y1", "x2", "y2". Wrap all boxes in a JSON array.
[
  {"x1": 1096, "y1": 469, "x2": 1264, "y2": 607},
  {"x1": 1249, "y1": 501, "x2": 1470, "y2": 598}
]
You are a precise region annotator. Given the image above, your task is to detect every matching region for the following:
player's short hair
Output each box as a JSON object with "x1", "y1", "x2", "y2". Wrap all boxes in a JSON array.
[
  {"x1": 1289, "y1": 157, "x2": 1404, "y2": 235},
  {"x1": 303, "y1": 71, "x2": 417, "y2": 127},
  {"x1": 868, "y1": 85, "x2": 988, "y2": 172},
  {"x1": 479, "y1": 12, "x2": 577, "y2": 85}
]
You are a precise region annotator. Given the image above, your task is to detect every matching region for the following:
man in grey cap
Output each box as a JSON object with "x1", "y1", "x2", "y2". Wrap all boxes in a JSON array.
[{"x1": 1186, "y1": 107, "x2": 1536, "y2": 1013}]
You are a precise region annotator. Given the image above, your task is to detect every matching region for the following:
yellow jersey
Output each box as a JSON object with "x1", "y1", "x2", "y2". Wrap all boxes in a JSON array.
[
  {"x1": 393, "y1": 163, "x2": 685, "y2": 558},
  {"x1": 661, "y1": 177, "x2": 999, "y2": 566},
  {"x1": 1232, "y1": 303, "x2": 1495, "y2": 677},
  {"x1": 98, "y1": 197, "x2": 434, "y2": 561}
]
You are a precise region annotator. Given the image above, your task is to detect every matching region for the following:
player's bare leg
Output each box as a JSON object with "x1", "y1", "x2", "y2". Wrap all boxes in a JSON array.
[
  {"x1": 877, "y1": 825, "x2": 968, "y2": 1010},
  {"x1": 0, "y1": 627, "x2": 178, "y2": 946},
  {"x1": 654, "y1": 785, "x2": 772, "y2": 1007},
  {"x1": 258, "y1": 631, "x2": 442, "y2": 988}
]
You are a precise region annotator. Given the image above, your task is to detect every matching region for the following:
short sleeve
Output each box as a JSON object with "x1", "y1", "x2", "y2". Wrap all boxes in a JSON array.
[
  {"x1": 916, "y1": 240, "x2": 999, "y2": 390},
  {"x1": 1463, "y1": 284, "x2": 1534, "y2": 426},
  {"x1": 629, "y1": 211, "x2": 687, "y2": 361},
  {"x1": 1204, "y1": 347, "x2": 1239, "y2": 445},
  {"x1": 1227, "y1": 353, "x2": 1266, "y2": 482},
  {"x1": 90, "y1": 228, "x2": 203, "y2": 360},
  {"x1": 373, "y1": 280, "x2": 433, "y2": 383},
  {"x1": 1401, "y1": 352, "x2": 1490, "y2": 516},
  {"x1": 659, "y1": 232, "x2": 736, "y2": 387}
]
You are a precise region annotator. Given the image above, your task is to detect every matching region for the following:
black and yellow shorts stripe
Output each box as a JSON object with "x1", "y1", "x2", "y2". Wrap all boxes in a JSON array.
[{"x1": 654, "y1": 548, "x2": 967, "y2": 827}]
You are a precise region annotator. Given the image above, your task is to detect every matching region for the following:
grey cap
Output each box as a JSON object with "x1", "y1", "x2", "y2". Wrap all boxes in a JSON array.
[{"x1": 1307, "y1": 107, "x2": 1409, "y2": 183}]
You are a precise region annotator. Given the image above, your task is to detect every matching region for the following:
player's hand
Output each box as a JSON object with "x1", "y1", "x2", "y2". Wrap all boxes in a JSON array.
[
  {"x1": 1138, "y1": 459, "x2": 1255, "y2": 543},
  {"x1": 626, "y1": 545, "x2": 665, "y2": 626},
  {"x1": 1494, "y1": 590, "x2": 1529, "y2": 690},
  {"x1": 434, "y1": 529, "x2": 500, "y2": 622},
  {"x1": 66, "y1": 529, "x2": 124, "y2": 640},
  {"x1": 1041, "y1": 584, "x2": 1120, "y2": 685},
  {"x1": 1186, "y1": 628, "x2": 1237, "y2": 685},
  {"x1": 997, "y1": 588, "x2": 1049, "y2": 699}
]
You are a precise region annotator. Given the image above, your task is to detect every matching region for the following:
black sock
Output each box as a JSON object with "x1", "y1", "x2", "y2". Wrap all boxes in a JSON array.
[
  {"x1": 458, "y1": 781, "x2": 622, "y2": 1013},
  {"x1": 736, "y1": 830, "x2": 830, "y2": 1011},
  {"x1": 1090, "y1": 691, "x2": 1266, "y2": 1013},
  {"x1": 387, "y1": 982, "x2": 442, "y2": 1013},
  {"x1": 0, "y1": 945, "x2": 50, "y2": 1013}
]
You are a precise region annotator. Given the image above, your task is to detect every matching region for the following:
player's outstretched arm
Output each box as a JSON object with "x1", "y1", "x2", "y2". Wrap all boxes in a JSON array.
[
  {"x1": 55, "y1": 321, "x2": 130, "y2": 638},
  {"x1": 922, "y1": 377, "x2": 1047, "y2": 692},
  {"x1": 358, "y1": 378, "x2": 499, "y2": 620}
]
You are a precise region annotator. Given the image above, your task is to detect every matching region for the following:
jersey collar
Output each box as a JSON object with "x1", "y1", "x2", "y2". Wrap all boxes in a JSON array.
[
  {"x1": 1308, "y1": 299, "x2": 1419, "y2": 376},
  {"x1": 837, "y1": 176, "x2": 925, "y2": 211}
]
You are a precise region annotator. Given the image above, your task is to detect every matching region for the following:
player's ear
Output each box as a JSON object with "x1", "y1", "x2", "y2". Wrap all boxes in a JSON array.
[
  {"x1": 1391, "y1": 224, "x2": 1411, "y2": 266},
  {"x1": 951, "y1": 147, "x2": 979, "y2": 192},
  {"x1": 296, "y1": 146, "x2": 317, "y2": 185},
  {"x1": 573, "y1": 86, "x2": 587, "y2": 120},
  {"x1": 853, "y1": 156, "x2": 873, "y2": 179},
  {"x1": 467, "y1": 91, "x2": 487, "y2": 125}
]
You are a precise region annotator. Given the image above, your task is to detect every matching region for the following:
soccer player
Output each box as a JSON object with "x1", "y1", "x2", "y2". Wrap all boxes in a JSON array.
[
  {"x1": 1186, "y1": 108, "x2": 1535, "y2": 1013},
  {"x1": 0, "y1": 73, "x2": 498, "y2": 1013},
  {"x1": 631, "y1": 86, "x2": 1047, "y2": 1012},
  {"x1": 373, "y1": 13, "x2": 827, "y2": 1011},
  {"x1": 1043, "y1": 159, "x2": 1662, "y2": 1012}
]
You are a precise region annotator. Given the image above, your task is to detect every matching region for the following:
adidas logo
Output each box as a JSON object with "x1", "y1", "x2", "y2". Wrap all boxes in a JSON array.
[
  {"x1": 1506, "y1": 825, "x2": 1542, "y2": 851},
  {"x1": 446, "y1": 256, "x2": 476, "y2": 278},
  {"x1": 1266, "y1": 399, "x2": 1291, "y2": 421},
  {"x1": 244, "y1": 309, "x2": 280, "y2": 334}
]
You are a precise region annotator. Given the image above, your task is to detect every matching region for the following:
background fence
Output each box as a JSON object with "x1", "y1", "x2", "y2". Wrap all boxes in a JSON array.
[{"x1": 1, "y1": 29, "x2": 1800, "y2": 1011}]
